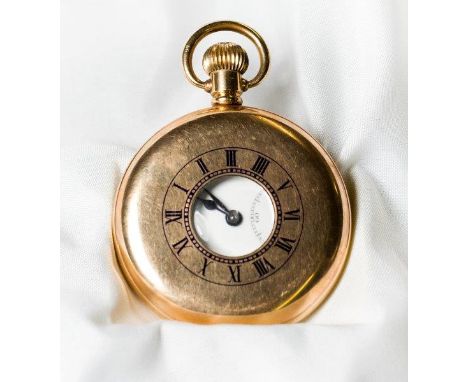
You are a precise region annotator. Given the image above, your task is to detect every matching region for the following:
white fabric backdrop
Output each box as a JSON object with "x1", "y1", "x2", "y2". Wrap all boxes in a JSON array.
[{"x1": 61, "y1": 0, "x2": 407, "y2": 381}]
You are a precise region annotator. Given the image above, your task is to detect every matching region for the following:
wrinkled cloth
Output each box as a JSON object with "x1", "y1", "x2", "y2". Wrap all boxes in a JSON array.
[{"x1": 61, "y1": 0, "x2": 407, "y2": 381}]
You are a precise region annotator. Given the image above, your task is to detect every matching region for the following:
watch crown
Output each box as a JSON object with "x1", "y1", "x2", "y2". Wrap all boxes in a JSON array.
[
  {"x1": 201, "y1": 42, "x2": 249, "y2": 106},
  {"x1": 183, "y1": 22, "x2": 269, "y2": 107},
  {"x1": 202, "y1": 42, "x2": 249, "y2": 75}
]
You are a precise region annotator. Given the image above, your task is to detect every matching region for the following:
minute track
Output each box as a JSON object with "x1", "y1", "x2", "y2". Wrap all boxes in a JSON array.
[{"x1": 162, "y1": 146, "x2": 304, "y2": 287}]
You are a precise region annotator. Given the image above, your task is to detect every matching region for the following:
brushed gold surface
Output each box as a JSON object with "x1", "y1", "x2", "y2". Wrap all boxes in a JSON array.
[{"x1": 112, "y1": 107, "x2": 351, "y2": 324}]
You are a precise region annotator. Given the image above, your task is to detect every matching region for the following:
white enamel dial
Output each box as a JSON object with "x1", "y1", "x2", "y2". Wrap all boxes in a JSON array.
[{"x1": 192, "y1": 175, "x2": 276, "y2": 257}]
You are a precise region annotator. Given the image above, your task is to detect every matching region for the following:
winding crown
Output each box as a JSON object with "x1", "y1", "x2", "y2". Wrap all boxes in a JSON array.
[
  {"x1": 201, "y1": 42, "x2": 249, "y2": 105},
  {"x1": 202, "y1": 42, "x2": 249, "y2": 75}
]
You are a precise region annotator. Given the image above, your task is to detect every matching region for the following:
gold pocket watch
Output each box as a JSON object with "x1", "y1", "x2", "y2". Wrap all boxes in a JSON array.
[{"x1": 112, "y1": 21, "x2": 351, "y2": 324}]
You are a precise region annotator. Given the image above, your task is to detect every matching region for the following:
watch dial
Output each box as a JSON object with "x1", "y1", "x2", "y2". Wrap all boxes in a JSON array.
[
  {"x1": 192, "y1": 175, "x2": 276, "y2": 257},
  {"x1": 162, "y1": 147, "x2": 303, "y2": 286}
]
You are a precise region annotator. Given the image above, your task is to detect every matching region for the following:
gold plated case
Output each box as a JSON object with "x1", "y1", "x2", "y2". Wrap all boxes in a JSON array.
[{"x1": 112, "y1": 21, "x2": 351, "y2": 324}]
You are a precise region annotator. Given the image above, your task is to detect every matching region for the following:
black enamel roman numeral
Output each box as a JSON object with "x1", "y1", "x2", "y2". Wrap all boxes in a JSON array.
[
  {"x1": 225, "y1": 149, "x2": 237, "y2": 167},
  {"x1": 172, "y1": 237, "x2": 190, "y2": 255},
  {"x1": 228, "y1": 265, "x2": 241, "y2": 283},
  {"x1": 251, "y1": 155, "x2": 270, "y2": 175},
  {"x1": 196, "y1": 158, "x2": 209, "y2": 174},
  {"x1": 172, "y1": 183, "x2": 189, "y2": 194},
  {"x1": 284, "y1": 209, "x2": 301, "y2": 221},
  {"x1": 164, "y1": 210, "x2": 182, "y2": 225},
  {"x1": 275, "y1": 237, "x2": 296, "y2": 254},
  {"x1": 199, "y1": 258, "x2": 213, "y2": 277},
  {"x1": 278, "y1": 179, "x2": 292, "y2": 191},
  {"x1": 252, "y1": 257, "x2": 275, "y2": 277}
]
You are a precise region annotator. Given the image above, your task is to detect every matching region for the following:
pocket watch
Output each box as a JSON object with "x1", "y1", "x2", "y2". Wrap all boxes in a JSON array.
[{"x1": 112, "y1": 21, "x2": 351, "y2": 324}]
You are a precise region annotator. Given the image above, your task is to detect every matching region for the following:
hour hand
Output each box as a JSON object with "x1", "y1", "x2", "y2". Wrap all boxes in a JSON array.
[
  {"x1": 203, "y1": 188, "x2": 229, "y2": 213},
  {"x1": 197, "y1": 197, "x2": 219, "y2": 211},
  {"x1": 197, "y1": 190, "x2": 243, "y2": 227}
]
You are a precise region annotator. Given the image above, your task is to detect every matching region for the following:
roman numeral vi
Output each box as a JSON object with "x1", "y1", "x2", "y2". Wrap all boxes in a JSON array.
[{"x1": 228, "y1": 265, "x2": 241, "y2": 283}]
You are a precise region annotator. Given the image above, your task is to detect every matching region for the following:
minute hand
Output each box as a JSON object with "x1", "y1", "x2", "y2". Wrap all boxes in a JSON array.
[{"x1": 203, "y1": 188, "x2": 230, "y2": 213}]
